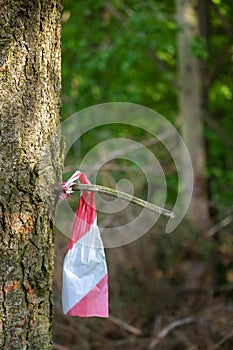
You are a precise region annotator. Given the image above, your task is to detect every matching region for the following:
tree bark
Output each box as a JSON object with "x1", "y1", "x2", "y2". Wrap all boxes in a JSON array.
[
  {"x1": 176, "y1": 0, "x2": 210, "y2": 231},
  {"x1": 0, "y1": 1, "x2": 62, "y2": 349}
]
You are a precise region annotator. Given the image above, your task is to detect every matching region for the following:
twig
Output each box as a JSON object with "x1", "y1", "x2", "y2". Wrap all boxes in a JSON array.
[
  {"x1": 148, "y1": 317, "x2": 195, "y2": 349},
  {"x1": 109, "y1": 314, "x2": 142, "y2": 336},
  {"x1": 205, "y1": 210, "x2": 233, "y2": 237},
  {"x1": 212, "y1": 328, "x2": 233, "y2": 349},
  {"x1": 53, "y1": 343, "x2": 69, "y2": 350},
  {"x1": 214, "y1": 283, "x2": 233, "y2": 295},
  {"x1": 71, "y1": 183, "x2": 175, "y2": 218},
  {"x1": 173, "y1": 329, "x2": 197, "y2": 349}
]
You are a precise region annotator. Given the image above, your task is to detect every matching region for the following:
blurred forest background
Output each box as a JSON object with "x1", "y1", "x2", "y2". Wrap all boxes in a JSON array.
[{"x1": 53, "y1": 1, "x2": 233, "y2": 349}]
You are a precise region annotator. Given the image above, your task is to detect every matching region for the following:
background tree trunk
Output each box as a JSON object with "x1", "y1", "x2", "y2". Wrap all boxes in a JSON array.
[
  {"x1": 176, "y1": 0, "x2": 212, "y2": 306},
  {"x1": 176, "y1": 0, "x2": 210, "y2": 231},
  {"x1": 0, "y1": 1, "x2": 62, "y2": 349}
]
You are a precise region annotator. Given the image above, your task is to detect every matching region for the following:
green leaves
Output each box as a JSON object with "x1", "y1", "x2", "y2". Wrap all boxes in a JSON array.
[
  {"x1": 62, "y1": 0, "x2": 233, "y2": 212},
  {"x1": 190, "y1": 35, "x2": 208, "y2": 60},
  {"x1": 62, "y1": 0, "x2": 176, "y2": 113}
]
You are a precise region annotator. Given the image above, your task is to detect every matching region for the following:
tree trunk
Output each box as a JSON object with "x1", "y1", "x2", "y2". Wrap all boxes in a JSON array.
[
  {"x1": 176, "y1": 0, "x2": 210, "y2": 231},
  {"x1": 0, "y1": 1, "x2": 62, "y2": 349}
]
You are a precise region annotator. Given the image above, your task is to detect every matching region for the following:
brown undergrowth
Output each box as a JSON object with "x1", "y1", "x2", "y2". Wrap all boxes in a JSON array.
[{"x1": 53, "y1": 218, "x2": 233, "y2": 350}]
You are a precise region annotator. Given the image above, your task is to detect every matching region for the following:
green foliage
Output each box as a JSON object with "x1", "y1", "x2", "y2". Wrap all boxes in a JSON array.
[
  {"x1": 190, "y1": 35, "x2": 208, "y2": 60},
  {"x1": 62, "y1": 0, "x2": 233, "y2": 213},
  {"x1": 62, "y1": 0, "x2": 177, "y2": 116},
  {"x1": 62, "y1": 0, "x2": 180, "y2": 211},
  {"x1": 207, "y1": 0, "x2": 233, "y2": 208}
]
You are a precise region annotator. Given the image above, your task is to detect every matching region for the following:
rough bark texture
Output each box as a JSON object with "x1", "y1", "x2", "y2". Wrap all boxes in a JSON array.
[
  {"x1": 0, "y1": 1, "x2": 62, "y2": 349},
  {"x1": 176, "y1": 0, "x2": 210, "y2": 231}
]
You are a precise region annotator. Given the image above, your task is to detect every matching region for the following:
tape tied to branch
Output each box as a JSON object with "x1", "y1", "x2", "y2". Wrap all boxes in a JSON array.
[{"x1": 60, "y1": 170, "x2": 175, "y2": 318}]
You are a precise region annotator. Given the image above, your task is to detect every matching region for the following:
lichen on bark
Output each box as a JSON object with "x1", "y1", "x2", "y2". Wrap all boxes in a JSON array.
[{"x1": 0, "y1": 1, "x2": 62, "y2": 349}]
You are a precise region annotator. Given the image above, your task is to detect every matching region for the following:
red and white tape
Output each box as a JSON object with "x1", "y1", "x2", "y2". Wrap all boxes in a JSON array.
[{"x1": 61, "y1": 171, "x2": 108, "y2": 317}]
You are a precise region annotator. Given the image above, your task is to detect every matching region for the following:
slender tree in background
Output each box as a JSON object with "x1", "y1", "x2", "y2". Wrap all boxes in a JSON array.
[
  {"x1": 176, "y1": 0, "x2": 210, "y2": 231},
  {"x1": 0, "y1": 1, "x2": 62, "y2": 349}
]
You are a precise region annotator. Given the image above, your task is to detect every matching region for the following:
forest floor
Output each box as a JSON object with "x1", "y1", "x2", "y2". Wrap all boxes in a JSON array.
[{"x1": 53, "y1": 223, "x2": 233, "y2": 350}]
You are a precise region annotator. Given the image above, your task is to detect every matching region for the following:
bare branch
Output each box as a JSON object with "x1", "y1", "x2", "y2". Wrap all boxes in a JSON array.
[
  {"x1": 173, "y1": 329, "x2": 197, "y2": 349},
  {"x1": 205, "y1": 205, "x2": 233, "y2": 237},
  {"x1": 53, "y1": 343, "x2": 69, "y2": 350},
  {"x1": 205, "y1": 215, "x2": 233, "y2": 237},
  {"x1": 148, "y1": 317, "x2": 195, "y2": 349},
  {"x1": 109, "y1": 314, "x2": 142, "y2": 336},
  {"x1": 212, "y1": 328, "x2": 233, "y2": 349},
  {"x1": 70, "y1": 183, "x2": 175, "y2": 218}
]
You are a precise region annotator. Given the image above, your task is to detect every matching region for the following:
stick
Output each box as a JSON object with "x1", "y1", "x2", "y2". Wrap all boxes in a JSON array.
[
  {"x1": 109, "y1": 314, "x2": 142, "y2": 336},
  {"x1": 53, "y1": 343, "x2": 68, "y2": 350},
  {"x1": 148, "y1": 317, "x2": 195, "y2": 349},
  {"x1": 212, "y1": 328, "x2": 233, "y2": 349},
  {"x1": 205, "y1": 214, "x2": 233, "y2": 237},
  {"x1": 71, "y1": 183, "x2": 175, "y2": 219}
]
